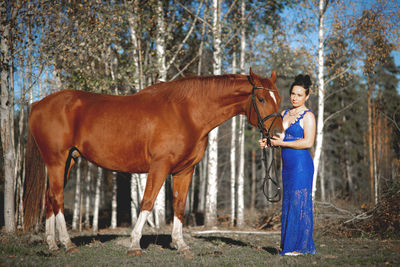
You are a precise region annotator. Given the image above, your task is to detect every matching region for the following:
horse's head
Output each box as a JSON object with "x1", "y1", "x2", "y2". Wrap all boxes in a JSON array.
[{"x1": 246, "y1": 68, "x2": 284, "y2": 141}]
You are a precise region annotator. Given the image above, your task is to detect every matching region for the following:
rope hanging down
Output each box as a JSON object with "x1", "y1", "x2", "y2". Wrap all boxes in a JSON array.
[{"x1": 261, "y1": 146, "x2": 281, "y2": 202}]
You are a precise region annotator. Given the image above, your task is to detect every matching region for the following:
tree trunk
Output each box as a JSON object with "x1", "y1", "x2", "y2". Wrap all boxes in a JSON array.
[
  {"x1": 131, "y1": 173, "x2": 138, "y2": 225},
  {"x1": 236, "y1": 0, "x2": 247, "y2": 227},
  {"x1": 205, "y1": 0, "x2": 221, "y2": 227},
  {"x1": 111, "y1": 172, "x2": 117, "y2": 229},
  {"x1": 198, "y1": 152, "x2": 207, "y2": 214},
  {"x1": 197, "y1": 7, "x2": 208, "y2": 76},
  {"x1": 14, "y1": 51, "x2": 24, "y2": 229},
  {"x1": 236, "y1": 115, "x2": 245, "y2": 227},
  {"x1": 127, "y1": 0, "x2": 142, "y2": 91},
  {"x1": 372, "y1": 102, "x2": 378, "y2": 205},
  {"x1": 312, "y1": 0, "x2": 326, "y2": 201},
  {"x1": 84, "y1": 162, "x2": 92, "y2": 228},
  {"x1": 92, "y1": 167, "x2": 102, "y2": 233},
  {"x1": 72, "y1": 159, "x2": 82, "y2": 230},
  {"x1": 320, "y1": 151, "x2": 326, "y2": 201},
  {"x1": 230, "y1": 52, "x2": 237, "y2": 226},
  {"x1": 367, "y1": 81, "x2": 374, "y2": 206},
  {"x1": 230, "y1": 116, "x2": 237, "y2": 226},
  {"x1": 154, "y1": 0, "x2": 167, "y2": 228},
  {"x1": 251, "y1": 130, "x2": 256, "y2": 211},
  {"x1": 0, "y1": 0, "x2": 16, "y2": 233}
]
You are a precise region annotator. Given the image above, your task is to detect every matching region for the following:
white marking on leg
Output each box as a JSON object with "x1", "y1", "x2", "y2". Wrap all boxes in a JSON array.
[
  {"x1": 269, "y1": 91, "x2": 277, "y2": 104},
  {"x1": 55, "y1": 212, "x2": 75, "y2": 250},
  {"x1": 45, "y1": 214, "x2": 58, "y2": 250},
  {"x1": 129, "y1": 210, "x2": 150, "y2": 251},
  {"x1": 172, "y1": 216, "x2": 189, "y2": 251}
]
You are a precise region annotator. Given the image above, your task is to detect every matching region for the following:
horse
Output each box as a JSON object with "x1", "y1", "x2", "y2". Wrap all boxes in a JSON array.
[{"x1": 23, "y1": 68, "x2": 283, "y2": 256}]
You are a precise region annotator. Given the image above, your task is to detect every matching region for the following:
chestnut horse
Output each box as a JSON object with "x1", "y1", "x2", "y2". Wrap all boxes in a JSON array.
[{"x1": 24, "y1": 69, "x2": 283, "y2": 256}]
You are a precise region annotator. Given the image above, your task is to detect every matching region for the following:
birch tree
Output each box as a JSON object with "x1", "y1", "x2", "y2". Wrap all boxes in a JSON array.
[
  {"x1": 72, "y1": 159, "x2": 82, "y2": 230},
  {"x1": 92, "y1": 167, "x2": 103, "y2": 233},
  {"x1": 312, "y1": 0, "x2": 328, "y2": 200},
  {"x1": 205, "y1": 0, "x2": 222, "y2": 227},
  {"x1": 236, "y1": 0, "x2": 247, "y2": 227},
  {"x1": 111, "y1": 172, "x2": 117, "y2": 229},
  {"x1": 0, "y1": 0, "x2": 17, "y2": 233},
  {"x1": 84, "y1": 162, "x2": 93, "y2": 228},
  {"x1": 154, "y1": 0, "x2": 167, "y2": 227},
  {"x1": 127, "y1": 0, "x2": 143, "y2": 225},
  {"x1": 230, "y1": 52, "x2": 237, "y2": 226}
]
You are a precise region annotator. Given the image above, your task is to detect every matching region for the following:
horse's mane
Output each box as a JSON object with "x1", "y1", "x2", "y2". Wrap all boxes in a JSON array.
[{"x1": 144, "y1": 74, "x2": 248, "y2": 102}]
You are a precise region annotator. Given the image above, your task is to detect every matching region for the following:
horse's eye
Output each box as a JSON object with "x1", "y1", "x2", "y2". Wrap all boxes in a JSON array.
[{"x1": 258, "y1": 97, "x2": 265, "y2": 103}]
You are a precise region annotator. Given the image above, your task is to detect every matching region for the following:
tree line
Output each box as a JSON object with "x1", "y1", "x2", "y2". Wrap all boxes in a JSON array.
[{"x1": 1, "y1": 0, "x2": 399, "y2": 233}]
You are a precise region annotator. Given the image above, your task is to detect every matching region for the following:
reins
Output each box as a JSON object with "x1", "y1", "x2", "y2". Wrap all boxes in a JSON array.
[
  {"x1": 261, "y1": 146, "x2": 281, "y2": 202},
  {"x1": 247, "y1": 76, "x2": 282, "y2": 203}
]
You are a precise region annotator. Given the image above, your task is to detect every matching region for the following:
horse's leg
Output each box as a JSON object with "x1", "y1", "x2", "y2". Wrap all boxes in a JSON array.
[
  {"x1": 45, "y1": 190, "x2": 58, "y2": 251},
  {"x1": 47, "y1": 163, "x2": 77, "y2": 252},
  {"x1": 128, "y1": 162, "x2": 170, "y2": 256},
  {"x1": 171, "y1": 167, "x2": 194, "y2": 253}
]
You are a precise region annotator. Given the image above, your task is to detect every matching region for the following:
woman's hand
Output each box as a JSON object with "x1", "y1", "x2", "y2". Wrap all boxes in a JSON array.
[
  {"x1": 258, "y1": 138, "x2": 268, "y2": 149},
  {"x1": 270, "y1": 135, "x2": 284, "y2": 147}
]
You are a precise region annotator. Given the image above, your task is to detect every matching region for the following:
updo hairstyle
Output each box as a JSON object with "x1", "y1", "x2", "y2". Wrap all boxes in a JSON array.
[{"x1": 290, "y1": 74, "x2": 312, "y2": 95}]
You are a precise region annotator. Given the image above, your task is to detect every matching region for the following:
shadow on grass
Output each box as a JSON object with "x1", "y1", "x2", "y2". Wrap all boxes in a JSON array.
[
  {"x1": 71, "y1": 234, "x2": 122, "y2": 246},
  {"x1": 195, "y1": 236, "x2": 249, "y2": 247},
  {"x1": 262, "y1": 246, "x2": 280, "y2": 255},
  {"x1": 194, "y1": 236, "x2": 280, "y2": 255},
  {"x1": 71, "y1": 234, "x2": 173, "y2": 250}
]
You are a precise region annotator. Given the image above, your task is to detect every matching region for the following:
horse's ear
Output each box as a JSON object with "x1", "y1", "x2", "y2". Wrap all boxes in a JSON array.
[
  {"x1": 249, "y1": 67, "x2": 256, "y2": 84},
  {"x1": 270, "y1": 70, "x2": 277, "y2": 84}
]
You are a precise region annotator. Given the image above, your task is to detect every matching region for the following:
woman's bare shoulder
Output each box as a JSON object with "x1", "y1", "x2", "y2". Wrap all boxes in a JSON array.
[{"x1": 304, "y1": 110, "x2": 315, "y2": 122}]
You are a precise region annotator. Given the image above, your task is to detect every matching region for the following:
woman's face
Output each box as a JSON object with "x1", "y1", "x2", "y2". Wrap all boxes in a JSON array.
[{"x1": 290, "y1": 85, "x2": 309, "y2": 108}]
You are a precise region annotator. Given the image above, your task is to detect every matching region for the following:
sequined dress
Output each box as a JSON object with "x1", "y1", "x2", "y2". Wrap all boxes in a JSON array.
[{"x1": 280, "y1": 109, "x2": 316, "y2": 255}]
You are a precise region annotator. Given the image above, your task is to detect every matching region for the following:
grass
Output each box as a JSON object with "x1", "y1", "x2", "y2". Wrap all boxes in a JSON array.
[{"x1": 1, "y1": 227, "x2": 399, "y2": 266}]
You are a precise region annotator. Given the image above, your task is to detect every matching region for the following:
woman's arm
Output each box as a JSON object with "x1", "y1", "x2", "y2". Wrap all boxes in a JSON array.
[{"x1": 270, "y1": 112, "x2": 316, "y2": 149}]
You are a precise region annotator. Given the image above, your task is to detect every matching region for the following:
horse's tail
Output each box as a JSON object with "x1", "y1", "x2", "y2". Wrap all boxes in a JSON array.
[{"x1": 23, "y1": 126, "x2": 46, "y2": 231}]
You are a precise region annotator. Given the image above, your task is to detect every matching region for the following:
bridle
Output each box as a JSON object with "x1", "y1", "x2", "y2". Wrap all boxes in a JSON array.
[
  {"x1": 247, "y1": 76, "x2": 281, "y2": 146},
  {"x1": 247, "y1": 76, "x2": 282, "y2": 202}
]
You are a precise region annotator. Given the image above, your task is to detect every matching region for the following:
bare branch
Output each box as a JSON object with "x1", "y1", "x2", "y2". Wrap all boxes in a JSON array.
[
  {"x1": 324, "y1": 61, "x2": 356, "y2": 85},
  {"x1": 174, "y1": 0, "x2": 211, "y2": 28},
  {"x1": 192, "y1": 230, "x2": 280, "y2": 235},
  {"x1": 166, "y1": 0, "x2": 203, "y2": 71},
  {"x1": 171, "y1": 54, "x2": 199, "y2": 80},
  {"x1": 223, "y1": 0, "x2": 239, "y2": 20},
  {"x1": 377, "y1": 109, "x2": 400, "y2": 133},
  {"x1": 324, "y1": 96, "x2": 364, "y2": 124}
]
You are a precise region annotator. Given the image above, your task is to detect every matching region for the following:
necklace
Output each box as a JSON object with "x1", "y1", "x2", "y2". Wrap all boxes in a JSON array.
[{"x1": 288, "y1": 107, "x2": 306, "y2": 116}]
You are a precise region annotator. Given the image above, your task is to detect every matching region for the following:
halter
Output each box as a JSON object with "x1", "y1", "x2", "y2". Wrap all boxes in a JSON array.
[{"x1": 247, "y1": 76, "x2": 282, "y2": 202}]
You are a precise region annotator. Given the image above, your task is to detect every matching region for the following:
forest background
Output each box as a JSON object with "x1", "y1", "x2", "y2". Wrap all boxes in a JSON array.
[{"x1": 1, "y1": 0, "x2": 399, "y2": 234}]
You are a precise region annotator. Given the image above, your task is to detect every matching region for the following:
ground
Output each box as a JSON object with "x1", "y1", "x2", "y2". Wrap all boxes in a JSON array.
[
  {"x1": 2, "y1": 189, "x2": 400, "y2": 266},
  {"x1": 1, "y1": 225, "x2": 399, "y2": 266}
]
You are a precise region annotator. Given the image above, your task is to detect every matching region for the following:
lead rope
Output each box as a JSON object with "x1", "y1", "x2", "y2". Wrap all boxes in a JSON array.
[{"x1": 261, "y1": 145, "x2": 281, "y2": 202}]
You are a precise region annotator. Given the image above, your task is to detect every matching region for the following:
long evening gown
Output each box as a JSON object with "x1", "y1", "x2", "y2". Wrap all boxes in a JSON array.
[{"x1": 280, "y1": 109, "x2": 317, "y2": 255}]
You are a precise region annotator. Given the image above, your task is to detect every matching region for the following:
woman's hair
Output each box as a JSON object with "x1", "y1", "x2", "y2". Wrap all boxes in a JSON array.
[{"x1": 290, "y1": 74, "x2": 312, "y2": 95}]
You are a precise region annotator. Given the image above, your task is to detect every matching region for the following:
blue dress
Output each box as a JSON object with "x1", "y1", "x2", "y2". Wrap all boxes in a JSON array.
[{"x1": 280, "y1": 109, "x2": 316, "y2": 255}]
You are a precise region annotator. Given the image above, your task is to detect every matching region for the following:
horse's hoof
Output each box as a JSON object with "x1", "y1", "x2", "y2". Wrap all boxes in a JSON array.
[{"x1": 127, "y1": 249, "x2": 142, "y2": 256}]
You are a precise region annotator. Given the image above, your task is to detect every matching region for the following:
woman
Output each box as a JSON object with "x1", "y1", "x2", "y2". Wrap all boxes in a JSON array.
[{"x1": 259, "y1": 74, "x2": 317, "y2": 256}]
